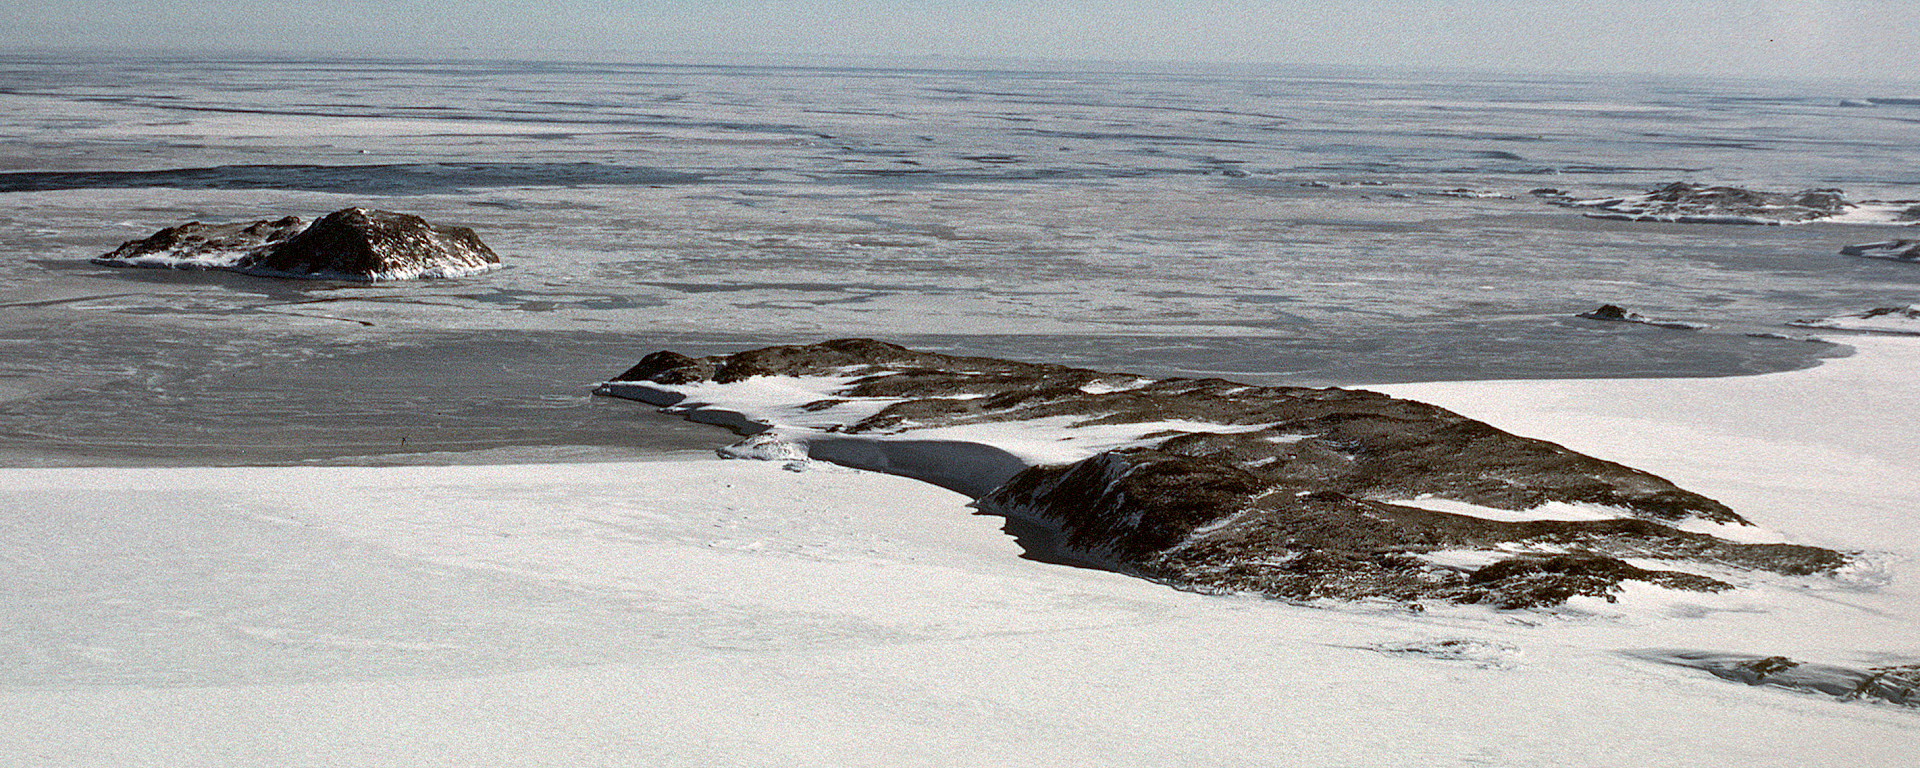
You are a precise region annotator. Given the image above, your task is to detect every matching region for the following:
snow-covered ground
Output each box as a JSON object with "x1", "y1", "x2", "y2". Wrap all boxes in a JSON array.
[{"x1": 4, "y1": 337, "x2": 1919, "y2": 766}]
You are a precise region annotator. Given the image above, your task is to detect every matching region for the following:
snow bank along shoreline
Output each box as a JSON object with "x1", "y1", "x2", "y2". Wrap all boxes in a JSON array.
[{"x1": 595, "y1": 338, "x2": 1848, "y2": 612}]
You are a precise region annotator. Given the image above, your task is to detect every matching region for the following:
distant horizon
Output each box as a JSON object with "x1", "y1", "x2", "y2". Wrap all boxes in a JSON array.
[
  {"x1": 7, "y1": 44, "x2": 1920, "y2": 91},
  {"x1": 5, "y1": 1, "x2": 1919, "y2": 86}
]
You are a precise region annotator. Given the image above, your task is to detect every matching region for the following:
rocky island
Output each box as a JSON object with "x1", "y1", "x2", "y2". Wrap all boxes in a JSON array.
[
  {"x1": 1561, "y1": 182, "x2": 1920, "y2": 225},
  {"x1": 94, "y1": 207, "x2": 500, "y2": 281},
  {"x1": 598, "y1": 339, "x2": 1844, "y2": 608},
  {"x1": 1576, "y1": 304, "x2": 1705, "y2": 330}
]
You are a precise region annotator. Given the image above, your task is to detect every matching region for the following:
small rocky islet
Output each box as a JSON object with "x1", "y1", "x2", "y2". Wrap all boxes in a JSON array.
[
  {"x1": 1575, "y1": 304, "x2": 1705, "y2": 330},
  {"x1": 599, "y1": 338, "x2": 1845, "y2": 610},
  {"x1": 94, "y1": 207, "x2": 499, "y2": 281},
  {"x1": 1555, "y1": 181, "x2": 1920, "y2": 225}
]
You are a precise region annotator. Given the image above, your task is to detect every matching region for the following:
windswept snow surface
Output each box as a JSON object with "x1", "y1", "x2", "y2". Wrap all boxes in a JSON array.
[{"x1": 4, "y1": 340, "x2": 1920, "y2": 766}]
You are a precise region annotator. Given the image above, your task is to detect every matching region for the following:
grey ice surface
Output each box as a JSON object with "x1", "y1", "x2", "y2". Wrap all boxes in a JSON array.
[{"x1": 2, "y1": 55, "x2": 1917, "y2": 465}]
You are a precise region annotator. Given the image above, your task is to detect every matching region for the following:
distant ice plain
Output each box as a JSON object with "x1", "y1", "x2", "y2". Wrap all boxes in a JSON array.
[{"x1": 4, "y1": 56, "x2": 1919, "y2": 465}]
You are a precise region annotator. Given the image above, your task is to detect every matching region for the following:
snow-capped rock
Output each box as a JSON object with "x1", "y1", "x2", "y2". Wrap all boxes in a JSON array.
[{"x1": 94, "y1": 207, "x2": 500, "y2": 281}]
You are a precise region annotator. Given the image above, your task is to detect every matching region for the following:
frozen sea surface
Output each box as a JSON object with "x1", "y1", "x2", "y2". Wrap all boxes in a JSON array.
[{"x1": 2, "y1": 55, "x2": 1918, "y2": 464}]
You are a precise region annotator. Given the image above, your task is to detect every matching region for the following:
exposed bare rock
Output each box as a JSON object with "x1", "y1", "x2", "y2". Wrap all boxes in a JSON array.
[
  {"x1": 1445, "y1": 554, "x2": 1729, "y2": 608},
  {"x1": 989, "y1": 445, "x2": 1833, "y2": 606},
  {"x1": 93, "y1": 207, "x2": 499, "y2": 281},
  {"x1": 1577, "y1": 304, "x2": 1706, "y2": 330},
  {"x1": 240, "y1": 208, "x2": 497, "y2": 279},
  {"x1": 601, "y1": 339, "x2": 1846, "y2": 607}
]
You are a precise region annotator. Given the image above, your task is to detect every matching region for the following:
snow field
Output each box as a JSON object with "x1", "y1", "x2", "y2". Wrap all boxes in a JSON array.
[{"x1": 3, "y1": 338, "x2": 1920, "y2": 765}]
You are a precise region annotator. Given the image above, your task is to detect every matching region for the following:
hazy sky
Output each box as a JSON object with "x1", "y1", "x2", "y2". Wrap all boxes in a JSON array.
[{"x1": 5, "y1": 0, "x2": 1917, "y2": 79}]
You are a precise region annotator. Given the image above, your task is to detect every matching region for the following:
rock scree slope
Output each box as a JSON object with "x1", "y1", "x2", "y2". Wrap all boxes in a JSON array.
[{"x1": 598, "y1": 339, "x2": 1845, "y2": 608}]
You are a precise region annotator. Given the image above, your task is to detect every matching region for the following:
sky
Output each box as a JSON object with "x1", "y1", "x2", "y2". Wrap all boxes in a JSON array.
[{"x1": 3, "y1": 0, "x2": 1918, "y2": 79}]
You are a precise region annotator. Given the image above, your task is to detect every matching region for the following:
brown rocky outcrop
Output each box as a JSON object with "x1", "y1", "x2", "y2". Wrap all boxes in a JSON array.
[{"x1": 602, "y1": 339, "x2": 1847, "y2": 607}]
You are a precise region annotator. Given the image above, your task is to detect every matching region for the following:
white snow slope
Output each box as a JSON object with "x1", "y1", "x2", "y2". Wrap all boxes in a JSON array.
[{"x1": 3, "y1": 338, "x2": 1919, "y2": 767}]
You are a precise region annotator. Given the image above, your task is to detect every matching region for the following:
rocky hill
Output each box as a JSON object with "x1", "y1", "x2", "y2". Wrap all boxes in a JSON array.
[
  {"x1": 599, "y1": 339, "x2": 1845, "y2": 608},
  {"x1": 94, "y1": 207, "x2": 499, "y2": 281}
]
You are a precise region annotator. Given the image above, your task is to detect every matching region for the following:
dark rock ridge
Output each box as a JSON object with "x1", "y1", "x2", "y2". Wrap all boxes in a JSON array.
[
  {"x1": 602, "y1": 339, "x2": 1845, "y2": 608},
  {"x1": 94, "y1": 207, "x2": 499, "y2": 281},
  {"x1": 1576, "y1": 304, "x2": 1705, "y2": 330},
  {"x1": 1840, "y1": 240, "x2": 1920, "y2": 262},
  {"x1": 1640, "y1": 651, "x2": 1919, "y2": 708}
]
